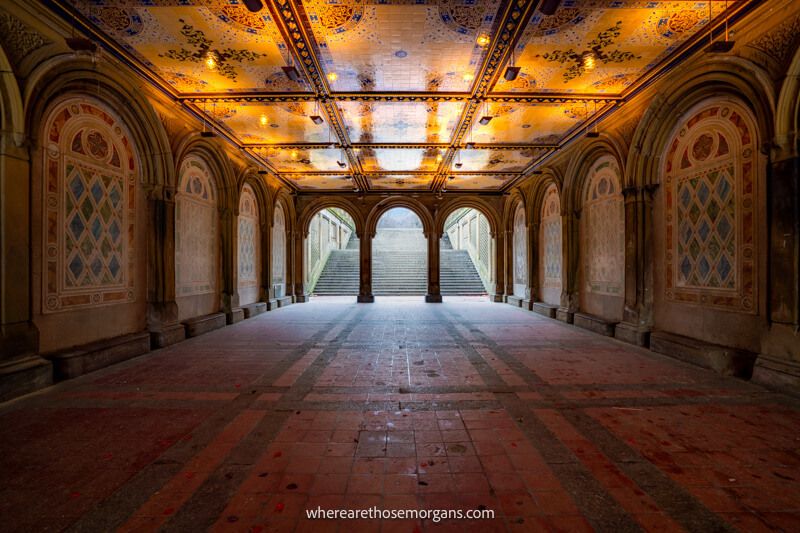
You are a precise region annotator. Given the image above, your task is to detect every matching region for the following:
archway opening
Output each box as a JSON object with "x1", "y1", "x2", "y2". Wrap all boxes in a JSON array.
[
  {"x1": 372, "y1": 207, "x2": 426, "y2": 296},
  {"x1": 441, "y1": 208, "x2": 492, "y2": 299},
  {"x1": 306, "y1": 208, "x2": 358, "y2": 297}
]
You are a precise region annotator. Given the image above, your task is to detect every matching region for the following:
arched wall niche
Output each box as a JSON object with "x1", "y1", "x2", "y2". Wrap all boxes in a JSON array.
[
  {"x1": 578, "y1": 154, "x2": 626, "y2": 321},
  {"x1": 32, "y1": 94, "x2": 148, "y2": 352},
  {"x1": 175, "y1": 155, "x2": 220, "y2": 320},
  {"x1": 538, "y1": 182, "x2": 563, "y2": 307},
  {"x1": 237, "y1": 183, "x2": 260, "y2": 306},
  {"x1": 512, "y1": 201, "x2": 527, "y2": 298},
  {"x1": 271, "y1": 191, "x2": 293, "y2": 299},
  {"x1": 652, "y1": 96, "x2": 767, "y2": 350}
]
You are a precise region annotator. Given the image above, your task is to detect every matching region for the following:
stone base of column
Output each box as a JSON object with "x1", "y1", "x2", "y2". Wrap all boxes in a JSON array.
[
  {"x1": 614, "y1": 322, "x2": 651, "y2": 347},
  {"x1": 556, "y1": 307, "x2": 574, "y2": 324},
  {"x1": 150, "y1": 323, "x2": 186, "y2": 348},
  {"x1": 357, "y1": 294, "x2": 375, "y2": 303},
  {"x1": 490, "y1": 294, "x2": 504, "y2": 303},
  {"x1": 753, "y1": 354, "x2": 800, "y2": 396},
  {"x1": 0, "y1": 355, "x2": 52, "y2": 403},
  {"x1": 425, "y1": 294, "x2": 443, "y2": 303},
  {"x1": 294, "y1": 294, "x2": 308, "y2": 303}
]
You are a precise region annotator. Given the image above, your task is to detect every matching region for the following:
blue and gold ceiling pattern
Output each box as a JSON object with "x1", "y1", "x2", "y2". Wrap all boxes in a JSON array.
[{"x1": 62, "y1": 0, "x2": 739, "y2": 192}]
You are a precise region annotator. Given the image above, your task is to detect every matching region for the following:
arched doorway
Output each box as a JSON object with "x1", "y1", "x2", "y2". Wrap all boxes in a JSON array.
[
  {"x1": 441, "y1": 208, "x2": 492, "y2": 298},
  {"x1": 305, "y1": 208, "x2": 358, "y2": 296},
  {"x1": 237, "y1": 184, "x2": 261, "y2": 306},
  {"x1": 372, "y1": 207, "x2": 427, "y2": 296},
  {"x1": 512, "y1": 202, "x2": 528, "y2": 299}
]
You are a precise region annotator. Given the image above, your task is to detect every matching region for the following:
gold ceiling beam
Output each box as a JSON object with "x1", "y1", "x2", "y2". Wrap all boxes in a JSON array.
[
  {"x1": 432, "y1": 0, "x2": 541, "y2": 192},
  {"x1": 267, "y1": 0, "x2": 368, "y2": 193}
]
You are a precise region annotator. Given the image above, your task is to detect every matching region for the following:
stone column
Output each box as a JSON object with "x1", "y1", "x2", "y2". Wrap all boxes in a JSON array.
[
  {"x1": 491, "y1": 231, "x2": 504, "y2": 302},
  {"x1": 358, "y1": 233, "x2": 374, "y2": 303},
  {"x1": 504, "y1": 229, "x2": 514, "y2": 301},
  {"x1": 557, "y1": 210, "x2": 579, "y2": 323},
  {"x1": 524, "y1": 221, "x2": 538, "y2": 310},
  {"x1": 145, "y1": 185, "x2": 185, "y2": 347},
  {"x1": 0, "y1": 136, "x2": 48, "y2": 402},
  {"x1": 219, "y1": 205, "x2": 242, "y2": 323},
  {"x1": 615, "y1": 185, "x2": 657, "y2": 346},
  {"x1": 425, "y1": 231, "x2": 442, "y2": 303},
  {"x1": 293, "y1": 230, "x2": 307, "y2": 303}
]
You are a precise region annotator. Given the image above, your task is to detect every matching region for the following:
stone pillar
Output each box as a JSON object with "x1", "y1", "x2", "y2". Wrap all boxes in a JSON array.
[
  {"x1": 504, "y1": 229, "x2": 514, "y2": 301},
  {"x1": 491, "y1": 231, "x2": 504, "y2": 302},
  {"x1": 219, "y1": 205, "x2": 242, "y2": 323},
  {"x1": 293, "y1": 230, "x2": 307, "y2": 303},
  {"x1": 557, "y1": 210, "x2": 579, "y2": 323},
  {"x1": 145, "y1": 185, "x2": 185, "y2": 347},
  {"x1": 615, "y1": 185, "x2": 657, "y2": 346},
  {"x1": 358, "y1": 233, "x2": 374, "y2": 303},
  {"x1": 0, "y1": 135, "x2": 49, "y2": 402},
  {"x1": 753, "y1": 145, "x2": 800, "y2": 390},
  {"x1": 425, "y1": 231, "x2": 442, "y2": 303},
  {"x1": 524, "y1": 221, "x2": 538, "y2": 310}
]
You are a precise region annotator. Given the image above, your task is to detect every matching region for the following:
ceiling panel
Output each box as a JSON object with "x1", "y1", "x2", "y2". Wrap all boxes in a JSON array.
[
  {"x1": 303, "y1": 0, "x2": 502, "y2": 92},
  {"x1": 468, "y1": 102, "x2": 600, "y2": 144},
  {"x1": 358, "y1": 148, "x2": 443, "y2": 172},
  {"x1": 491, "y1": 1, "x2": 734, "y2": 95},
  {"x1": 208, "y1": 101, "x2": 335, "y2": 144},
  {"x1": 338, "y1": 100, "x2": 465, "y2": 143},
  {"x1": 451, "y1": 148, "x2": 547, "y2": 173},
  {"x1": 254, "y1": 147, "x2": 343, "y2": 172},
  {"x1": 446, "y1": 174, "x2": 516, "y2": 190},
  {"x1": 282, "y1": 174, "x2": 353, "y2": 190},
  {"x1": 367, "y1": 174, "x2": 433, "y2": 190},
  {"x1": 70, "y1": 1, "x2": 309, "y2": 93}
]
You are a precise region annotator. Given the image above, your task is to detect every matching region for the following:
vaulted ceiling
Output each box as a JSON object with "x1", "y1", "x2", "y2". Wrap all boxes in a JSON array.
[{"x1": 60, "y1": 0, "x2": 742, "y2": 193}]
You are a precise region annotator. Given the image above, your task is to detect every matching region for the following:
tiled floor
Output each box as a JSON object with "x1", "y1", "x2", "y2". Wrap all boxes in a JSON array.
[{"x1": 1, "y1": 297, "x2": 799, "y2": 532}]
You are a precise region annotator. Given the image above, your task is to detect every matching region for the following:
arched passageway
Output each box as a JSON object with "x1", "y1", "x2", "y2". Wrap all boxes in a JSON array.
[
  {"x1": 305, "y1": 208, "x2": 358, "y2": 297},
  {"x1": 371, "y1": 207, "x2": 427, "y2": 297},
  {"x1": 441, "y1": 208, "x2": 493, "y2": 299}
]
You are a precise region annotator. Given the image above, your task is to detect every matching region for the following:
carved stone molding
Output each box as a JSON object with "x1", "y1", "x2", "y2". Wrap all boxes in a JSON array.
[{"x1": 0, "y1": 12, "x2": 50, "y2": 67}]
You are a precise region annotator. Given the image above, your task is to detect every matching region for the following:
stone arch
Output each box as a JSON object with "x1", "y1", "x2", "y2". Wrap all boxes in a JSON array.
[
  {"x1": 775, "y1": 44, "x2": 800, "y2": 156},
  {"x1": 564, "y1": 139, "x2": 626, "y2": 213},
  {"x1": 434, "y1": 196, "x2": 500, "y2": 238},
  {"x1": 579, "y1": 154, "x2": 626, "y2": 321},
  {"x1": 366, "y1": 197, "x2": 434, "y2": 238},
  {"x1": 32, "y1": 93, "x2": 145, "y2": 351},
  {"x1": 173, "y1": 136, "x2": 236, "y2": 210},
  {"x1": 299, "y1": 196, "x2": 365, "y2": 239},
  {"x1": 25, "y1": 56, "x2": 173, "y2": 190},
  {"x1": 0, "y1": 43, "x2": 24, "y2": 146},
  {"x1": 626, "y1": 59, "x2": 774, "y2": 188}
]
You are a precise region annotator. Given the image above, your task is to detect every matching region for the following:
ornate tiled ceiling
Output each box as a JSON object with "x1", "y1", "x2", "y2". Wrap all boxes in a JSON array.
[{"x1": 61, "y1": 0, "x2": 741, "y2": 192}]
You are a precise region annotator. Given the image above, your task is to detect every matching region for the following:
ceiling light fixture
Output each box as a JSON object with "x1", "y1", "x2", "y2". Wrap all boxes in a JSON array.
[
  {"x1": 309, "y1": 99, "x2": 324, "y2": 125},
  {"x1": 65, "y1": 36, "x2": 97, "y2": 53},
  {"x1": 705, "y1": 0, "x2": 735, "y2": 53},
  {"x1": 257, "y1": 170, "x2": 268, "y2": 175},
  {"x1": 260, "y1": 114, "x2": 268, "y2": 127},
  {"x1": 436, "y1": 153, "x2": 444, "y2": 163},
  {"x1": 205, "y1": 51, "x2": 218, "y2": 70},
  {"x1": 327, "y1": 72, "x2": 338, "y2": 82},
  {"x1": 462, "y1": 72, "x2": 475, "y2": 82},
  {"x1": 504, "y1": 45, "x2": 520, "y2": 81},
  {"x1": 282, "y1": 65, "x2": 301, "y2": 82},
  {"x1": 200, "y1": 101, "x2": 216, "y2": 138},
  {"x1": 476, "y1": 33, "x2": 490, "y2": 47},
  {"x1": 479, "y1": 116, "x2": 493, "y2": 126},
  {"x1": 242, "y1": 0, "x2": 263, "y2": 12},
  {"x1": 585, "y1": 100, "x2": 600, "y2": 138},
  {"x1": 581, "y1": 51, "x2": 596, "y2": 70}
]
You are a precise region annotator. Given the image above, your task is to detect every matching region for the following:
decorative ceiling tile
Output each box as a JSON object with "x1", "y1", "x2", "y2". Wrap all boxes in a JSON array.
[
  {"x1": 210, "y1": 101, "x2": 335, "y2": 144},
  {"x1": 469, "y1": 102, "x2": 598, "y2": 144},
  {"x1": 445, "y1": 173, "x2": 516, "y2": 190},
  {"x1": 255, "y1": 147, "x2": 343, "y2": 172},
  {"x1": 282, "y1": 174, "x2": 353, "y2": 190},
  {"x1": 338, "y1": 100, "x2": 465, "y2": 143},
  {"x1": 358, "y1": 148, "x2": 443, "y2": 172},
  {"x1": 68, "y1": 1, "x2": 309, "y2": 93},
  {"x1": 303, "y1": 0, "x2": 502, "y2": 92},
  {"x1": 367, "y1": 174, "x2": 432, "y2": 190},
  {"x1": 492, "y1": 1, "x2": 735, "y2": 95},
  {"x1": 452, "y1": 148, "x2": 545, "y2": 173}
]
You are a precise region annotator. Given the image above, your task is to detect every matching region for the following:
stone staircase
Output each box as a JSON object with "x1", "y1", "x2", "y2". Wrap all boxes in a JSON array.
[{"x1": 312, "y1": 229, "x2": 486, "y2": 296}]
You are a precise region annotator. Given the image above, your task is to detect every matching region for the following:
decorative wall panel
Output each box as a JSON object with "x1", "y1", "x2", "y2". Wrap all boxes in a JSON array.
[
  {"x1": 272, "y1": 203, "x2": 286, "y2": 295},
  {"x1": 539, "y1": 184, "x2": 562, "y2": 303},
  {"x1": 513, "y1": 203, "x2": 527, "y2": 297},
  {"x1": 581, "y1": 156, "x2": 624, "y2": 296},
  {"x1": 237, "y1": 183, "x2": 260, "y2": 305},
  {"x1": 664, "y1": 101, "x2": 757, "y2": 313},
  {"x1": 43, "y1": 99, "x2": 137, "y2": 313},
  {"x1": 176, "y1": 157, "x2": 218, "y2": 296}
]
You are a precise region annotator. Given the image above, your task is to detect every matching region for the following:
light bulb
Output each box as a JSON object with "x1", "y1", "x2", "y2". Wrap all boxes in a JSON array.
[
  {"x1": 260, "y1": 114, "x2": 268, "y2": 126},
  {"x1": 476, "y1": 33, "x2": 490, "y2": 47},
  {"x1": 581, "y1": 51, "x2": 596, "y2": 70},
  {"x1": 205, "y1": 52, "x2": 217, "y2": 70},
  {"x1": 327, "y1": 72, "x2": 338, "y2": 82}
]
